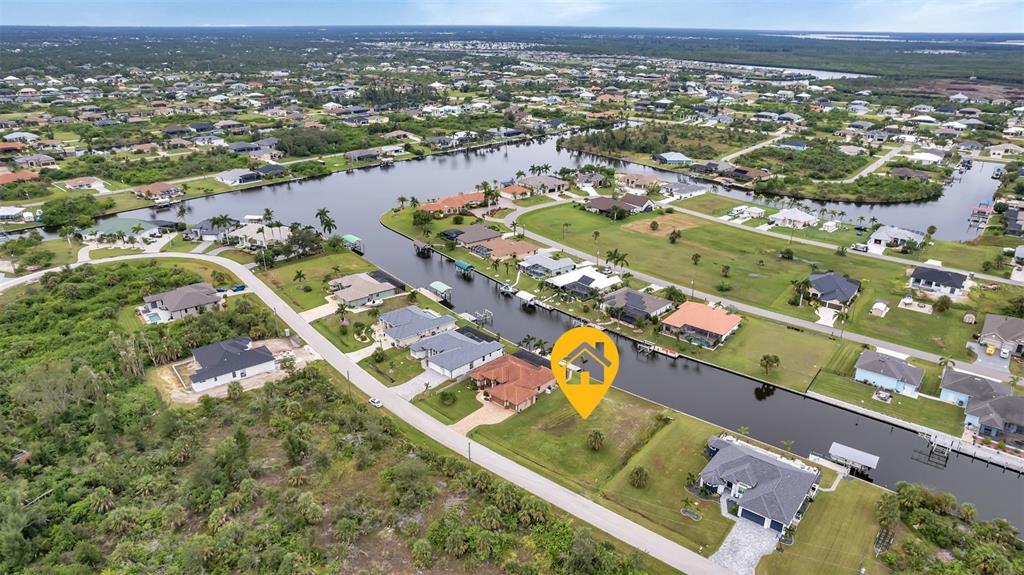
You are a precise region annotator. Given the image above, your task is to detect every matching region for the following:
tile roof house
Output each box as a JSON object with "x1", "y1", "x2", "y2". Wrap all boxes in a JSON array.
[
  {"x1": 418, "y1": 191, "x2": 486, "y2": 214},
  {"x1": 600, "y1": 287, "x2": 673, "y2": 325},
  {"x1": 869, "y1": 225, "x2": 925, "y2": 248},
  {"x1": 470, "y1": 237, "x2": 538, "y2": 260},
  {"x1": 518, "y1": 175, "x2": 568, "y2": 193},
  {"x1": 189, "y1": 337, "x2": 276, "y2": 392},
  {"x1": 768, "y1": 208, "x2": 818, "y2": 229},
  {"x1": 700, "y1": 436, "x2": 819, "y2": 531},
  {"x1": 499, "y1": 183, "x2": 532, "y2": 199},
  {"x1": 142, "y1": 282, "x2": 222, "y2": 322},
  {"x1": 134, "y1": 182, "x2": 183, "y2": 199},
  {"x1": 909, "y1": 266, "x2": 968, "y2": 297},
  {"x1": 227, "y1": 223, "x2": 291, "y2": 248},
  {"x1": 661, "y1": 302, "x2": 741, "y2": 348},
  {"x1": 378, "y1": 305, "x2": 456, "y2": 347},
  {"x1": 854, "y1": 351, "x2": 924, "y2": 395},
  {"x1": 410, "y1": 331, "x2": 504, "y2": 379},
  {"x1": 807, "y1": 272, "x2": 861, "y2": 311},
  {"x1": 470, "y1": 354, "x2": 555, "y2": 412}
]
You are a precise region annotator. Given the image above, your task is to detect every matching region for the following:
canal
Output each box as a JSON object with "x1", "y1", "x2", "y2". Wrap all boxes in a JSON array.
[{"x1": 115, "y1": 137, "x2": 1023, "y2": 527}]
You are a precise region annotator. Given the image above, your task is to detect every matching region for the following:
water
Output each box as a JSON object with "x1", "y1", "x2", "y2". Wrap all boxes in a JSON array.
[{"x1": 110, "y1": 138, "x2": 1022, "y2": 527}]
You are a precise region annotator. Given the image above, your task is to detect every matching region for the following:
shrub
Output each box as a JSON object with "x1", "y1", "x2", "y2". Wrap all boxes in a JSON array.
[{"x1": 439, "y1": 390, "x2": 456, "y2": 405}]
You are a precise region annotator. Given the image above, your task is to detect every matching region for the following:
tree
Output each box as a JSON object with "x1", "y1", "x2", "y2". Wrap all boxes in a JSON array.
[
  {"x1": 934, "y1": 295, "x2": 952, "y2": 313},
  {"x1": 691, "y1": 253, "x2": 701, "y2": 265},
  {"x1": 876, "y1": 492, "x2": 901, "y2": 529},
  {"x1": 649, "y1": 220, "x2": 659, "y2": 231},
  {"x1": 759, "y1": 354, "x2": 780, "y2": 375},
  {"x1": 668, "y1": 229, "x2": 681, "y2": 244},
  {"x1": 738, "y1": 426, "x2": 750, "y2": 436},
  {"x1": 587, "y1": 429, "x2": 605, "y2": 451},
  {"x1": 927, "y1": 224, "x2": 937, "y2": 236},
  {"x1": 397, "y1": 195, "x2": 408, "y2": 209},
  {"x1": 720, "y1": 265, "x2": 730, "y2": 277},
  {"x1": 293, "y1": 269, "x2": 306, "y2": 283},
  {"x1": 782, "y1": 439, "x2": 794, "y2": 452},
  {"x1": 315, "y1": 207, "x2": 336, "y2": 236},
  {"x1": 625, "y1": 465, "x2": 649, "y2": 489}
]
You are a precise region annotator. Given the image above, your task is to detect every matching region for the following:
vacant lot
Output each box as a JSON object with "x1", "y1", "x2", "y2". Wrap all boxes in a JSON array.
[
  {"x1": 257, "y1": 247, "x2": 375, "y2": 311},
  {"x1": 623, "y1": 211, "x2": 706, "y2": 237}
]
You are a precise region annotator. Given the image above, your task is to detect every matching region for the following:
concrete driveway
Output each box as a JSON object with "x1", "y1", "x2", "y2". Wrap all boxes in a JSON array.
[
  {"x1": 392, "y1": 368, "x2": 448, "y2": 400},
  {"x1": 962, "y1": 342, "x2": 1011, "y2": 381},
  {"x1": 710, "y1": 511, "x2": 780, "y2": 575},
  {"x1": 451, "y1": 393, "x2": 513, "y2": 434}
]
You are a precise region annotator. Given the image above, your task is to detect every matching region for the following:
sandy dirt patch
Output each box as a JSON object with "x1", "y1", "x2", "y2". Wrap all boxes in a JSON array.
[{"x1": 622, "y1": 212, "x2": 706, "y2": 237}]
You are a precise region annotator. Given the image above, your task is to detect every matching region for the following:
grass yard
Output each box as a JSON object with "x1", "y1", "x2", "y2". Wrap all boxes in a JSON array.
[
  {"x1": 470, "y1": 389, "x2": 666, "y2": 494},
  {"x1": 756, "y1": 479, "x2": 887, "y2": 575},
  {"x1": 34, "y1": 238, "x2": 82, "y2": 268},
  {"x1": 357, "y1": 346, "x2": 425, "y2": 386},
  {"x1": 674, "y1": 193, "x2": 750, "y2": 216},
  {"x1": 809, "y1": 372, "x2": 964, "y2": 435},
  {"x1": 257, "y1": 247, "x2": 374, "y2": 311},
  {"x1": 217, "y1": 249, "x2": 256, "y2": 265},
  {"x1": 513, "y1": 195, "x2": 555, "y2": 207},
  {"x1": 89, "y1": 247, "x2": 145, "y2": 259},
  {"x1": 415, "y1": 381, "x2": 484, "y2": 425},
  {"x1": 161, "y1": 234, "x2": 202, "y2": 253}
]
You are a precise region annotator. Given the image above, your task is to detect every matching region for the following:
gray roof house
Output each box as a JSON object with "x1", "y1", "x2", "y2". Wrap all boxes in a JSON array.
[
  {"x1": 854, "y1": 351, "x2": 924, "y2": 395},
  {"x1": 978, "y1": 314, "x2": 1024, "y2": 356},
  {"x1": 519, "y1": 253, "x2": 575, "y2": 278},
  {"x1": 869, "y1": 225, "x2": 925, "y2": 248},
  {"x1": 410, "y1": 331, "x2": 504, "y2": 379},
  {"x1": 378, "y1": 305, "x2": 456, "y2": 346},
  {"x1": 700, "y1": 436, "x2": 819, "y2": 531},
  {"x1": 189, "y1": 337, "x2": 276, "y2": 392},
  {"x1": 600, "y1": 287, "x2": 673, "y2": 324},
  {"x1": 142, "y1": 282, "x2": 221, "y2": 322},
  {"x1": 966, "y1": 396, "x2": 1024, "y2": 440},
  {"x1": 807, "y1": 272, "x2": 861, "y2": 311},
  {"x1": 455, "y1": 224, "x2": 502, "y2": 246},
  {"x1": 519, "y1": 175, "x2": 568, "y2": 193}
]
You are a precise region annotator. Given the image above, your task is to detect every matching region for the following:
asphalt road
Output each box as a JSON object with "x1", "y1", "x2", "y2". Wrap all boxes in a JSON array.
[{"x1": 0, "y1": 251, "x2": 732, "y2": 575}]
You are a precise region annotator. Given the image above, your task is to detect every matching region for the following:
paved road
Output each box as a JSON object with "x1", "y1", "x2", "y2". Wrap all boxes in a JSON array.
[
  {"x1": 816, "y1": 146, "x2": 903, "y2": 184},
  {"x1": 0, "y1": 252, "x2": 730, "y2": 575},
  {"x1": 505, "y1": 202, "x2": 944, "y2": 364},
  {"x1": 720, "y1": 130, "x2": 785, "y2": 162}
]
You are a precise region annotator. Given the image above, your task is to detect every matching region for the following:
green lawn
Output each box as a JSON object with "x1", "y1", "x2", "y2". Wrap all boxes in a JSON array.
[
  {"x1": 312, "y1": 315, "x2": 375, "y2": 353},
  {"x1": 89, "y1": 247, "x2": 145, "y2": 259},
  {"x1": 415, "y1": 381, "x2": 484, "y2": 424},
  {"x1": 809, "y1": 372, "x2": 964, "y2": 435},
  {"x1": 517, "y1": 203, "x2": 1024, "y2": 360},
  {"x1": 161, "y1": 234, "x2": 202, "y2": 253},
  {"x1": 357, "y1": 346, "x2": 425, "y2": 386},
  {"x1": 217, "y1": 249, "x2": 256, "y2": 265},
  {"x1": 257, "y1": 247, "x2": 375, "y2": 311},
  {"x1": 756, "y1": 479, "x2": 887, "y2": 575},
  {"x1": 37, "y1": 238, "x2": 82, "y2": 268},
  {"x1": 513, "y1": 195, "x2": 555, "y2": 207},
  {"x1": 470, "y1": 389, "x2": 666, "y2": 494}
]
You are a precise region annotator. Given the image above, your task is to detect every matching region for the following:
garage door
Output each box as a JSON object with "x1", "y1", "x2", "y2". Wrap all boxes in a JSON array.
[{"x1": 740, "y1": 508, "x2": 766, "y2": 526}]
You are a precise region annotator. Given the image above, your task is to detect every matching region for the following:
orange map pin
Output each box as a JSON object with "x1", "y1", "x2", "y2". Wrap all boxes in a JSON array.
[{"x1": 550, "y1": 326, "x2": 620, "y2": 419}]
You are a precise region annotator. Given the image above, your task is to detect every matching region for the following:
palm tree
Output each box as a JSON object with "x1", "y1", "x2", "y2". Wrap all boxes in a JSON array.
[
  {"x1": 211, "y1": 214, "x2": 232, "y2": 231},
  {"x1": 315, "y1": 208, "x2": 336, "y2": 235},
  {"x1": 592, "y1": 230, "x2": 600, "y2": 264},
  {"x1": 293, "y1": 269, "x2": 306, "y2": 283},
  {"x1": 409, "y1": 196, "x2": 419, "y2": 208},
  {"x1": 835, "y1": 310, "x2": 849, "y2": 339},
  {"x1": 587, "y1": 429, "x2": 605, "y2": 451},
  {"x1": 262, "y1": 208, "x2": 274, "y2": 226},
  {"x1": 528, "y1": 164, "x2": 541, "y2": 176},
  {"x1": 540, "y1": 163, "x2": 551, "y2": 175},
  {"x1": 397, "y1": 196, "x2": 408, "y2": 209},
  {"x1": 561, "y1": 222, "x2": 571, "y2": 240},
  {"x1": 691, "y1": 253, "x2": 701, "y2": 265},
  {"x1": 59, "y1": 225, "x2": 76, "y2": 250},
  {"x1": 176, "y1": 203, "x2": 187, "y2": 225},
  {"x1": 515, "y1": 169, "x2": 526, "y2": 180}
]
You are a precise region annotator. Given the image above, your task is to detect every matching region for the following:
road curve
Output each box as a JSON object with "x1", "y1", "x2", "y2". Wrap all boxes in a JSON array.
[{"x1": 0, "y1": 252, "x2": 731, "y2": 575}]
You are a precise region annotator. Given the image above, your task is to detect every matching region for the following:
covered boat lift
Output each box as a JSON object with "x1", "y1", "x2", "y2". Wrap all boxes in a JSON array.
[
  {"x1": 413, "y1": 240, "x2": 432, "y2": 258},
  {"x1": 428, "y1": 281, "x2": 453, "y2": 305},
  {"x1": 454, "y1": 259, "x2": 474, "y2": 278},
  {"x1": 828, "y1": 442, "x2": 879, "y2": 474},
  {"x1": 341, "y1": 233, "x2": 364, "y2": 254}
]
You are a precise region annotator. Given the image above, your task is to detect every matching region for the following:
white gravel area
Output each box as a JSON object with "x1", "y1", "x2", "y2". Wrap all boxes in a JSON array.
[{"x1": 710, "y1": 515, "x2": 780, "y2": 575}]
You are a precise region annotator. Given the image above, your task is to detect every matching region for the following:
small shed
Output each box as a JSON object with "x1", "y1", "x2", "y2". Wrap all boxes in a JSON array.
[
  {"x1": 870, "y1": 300, "x2": 890, "y2": 318},
  {"x1": 963, "y1": 310, "x2": 978, "y2": 324}
]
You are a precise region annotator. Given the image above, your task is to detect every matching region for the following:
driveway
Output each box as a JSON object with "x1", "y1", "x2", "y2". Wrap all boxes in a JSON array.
[
  {"x1": 962, "y1": 342, "x2": 1011, "y2": 381},
  {"x1": 391, "y1": 368, "x2": 448, "y2": 400},
  {"x1": 710, "y1": 508, "x2": 780, "y2": 575},
  {"x1": 450, "y1": 393, "x2": 513, "y2": 434}
]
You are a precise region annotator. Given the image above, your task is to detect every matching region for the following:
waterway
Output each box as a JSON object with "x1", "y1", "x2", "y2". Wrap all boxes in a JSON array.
[{"x1": 114, "y1": 137, "x2": 1023, "y2": 527}]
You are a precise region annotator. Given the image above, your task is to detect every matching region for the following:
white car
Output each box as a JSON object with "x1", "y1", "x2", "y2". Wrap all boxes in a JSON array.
[
  {"x1": 1000, "y1": 348, "x2": 1011, "y2": 360},
  {"x1": 364, "y1": 299, "x2": 383, "y2": 308},
  {"x1": 368, "y1": 398, "x2": 384, "y2": 408}
]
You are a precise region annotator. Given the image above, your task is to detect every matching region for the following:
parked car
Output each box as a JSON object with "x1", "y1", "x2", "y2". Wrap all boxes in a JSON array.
[
  {"x1": 851, "y1": 243, "x2": 869, "y2": 252},
  {"x1": 368, "y1": 398, "x2": 383, "y2": 408},
  {"x1": 232, "y1": 284, "x2": 246, "y2": 292},
  {"x1": 365, "y1": 299, "x2": 383, "y2": 307},
  {"x1": 1000, "y1": 348, "x2": 1011, "y2": 359}
]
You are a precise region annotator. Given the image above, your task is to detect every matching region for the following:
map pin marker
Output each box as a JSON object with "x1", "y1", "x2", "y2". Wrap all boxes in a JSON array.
[{"x1": 550, "y1": 326, "x2": 619, "y2": 419}]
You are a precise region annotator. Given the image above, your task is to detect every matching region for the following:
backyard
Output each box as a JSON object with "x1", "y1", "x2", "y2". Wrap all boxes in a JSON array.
[{"x1": 256, "y1": 246, "x2": 375, "y2": 311}]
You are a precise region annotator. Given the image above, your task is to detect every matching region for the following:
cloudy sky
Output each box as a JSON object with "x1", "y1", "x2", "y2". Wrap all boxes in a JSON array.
[{"x1": 2, "y1": 0, "x2": 1022, "y2": 33}]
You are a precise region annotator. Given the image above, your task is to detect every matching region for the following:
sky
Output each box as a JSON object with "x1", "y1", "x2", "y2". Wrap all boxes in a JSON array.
[{"x1": 1, "y1": 0, "x2": 1022, "y2": 33}]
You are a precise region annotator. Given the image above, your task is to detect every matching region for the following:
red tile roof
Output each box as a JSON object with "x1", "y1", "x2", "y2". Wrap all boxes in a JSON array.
[
  {"x1": 418, "y1": 191, "x2": 485, "y2": 213},
  {"x1": 0, "y1": 171, "x2": 39, "y2": 186},
  {"x1": 662, "y1": 302, "x2": 741, "y2": 336}
]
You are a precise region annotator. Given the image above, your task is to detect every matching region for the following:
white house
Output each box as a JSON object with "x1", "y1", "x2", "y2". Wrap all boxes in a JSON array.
[
  {"x1": 768, "y1": 208, "x2": 819, "y2": 229},
  {"x1": 188, "y1": 337, "x2": 276, "y2": 392}
]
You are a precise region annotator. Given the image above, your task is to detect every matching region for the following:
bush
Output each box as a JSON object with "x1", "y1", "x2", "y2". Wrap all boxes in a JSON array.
[
  {"x1": 452, "y1": 215, "x2": 465, "y2": 224},
  {"x1": 439, "y1": 390, "x2": 456, "y2": 405}
]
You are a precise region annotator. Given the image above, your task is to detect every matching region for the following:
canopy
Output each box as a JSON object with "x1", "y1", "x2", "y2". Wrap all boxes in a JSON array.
[
  {"x1": 829, "y1": 442, "x2": 879, "y2": 470},
  {"x1": 429, "y1": 281, "x2": 452, "y2": 294},
  {"x1": 454, "y1": 259, "x2": 474, "y2": 271}
]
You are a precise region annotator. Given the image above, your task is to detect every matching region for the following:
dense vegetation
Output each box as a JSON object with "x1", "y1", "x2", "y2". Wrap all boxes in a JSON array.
[
  {"x1": 41, "y1": 149, "x2": 252, "y2": 186},
  {"x1": 878, "y1": 482, "x2": 1023, "y2": 575},
  {"x1": 0, "y1": 260, "x2": 653, "y2": 574},
  {"x1": 0, "y1": 180, "x2": 52, "y2": 202},
  {"x1": 0, "y1": 231, "x2": 61, "y2": 270},
  {"x1": 756, "y1": 174, "x2": 944, "y2": 203},
  {"x1": 741, "y1": 140, "x2": 873, "y2": 180},
  {"x1": 560, "y1": 124, "x2": 767, "y2": 161},
  {"x1": 39, "y1": 195, "x2": 115, "y2": 228},
  {"x1": 273, "y1": 127, "x2": 388, "y2": 157}
]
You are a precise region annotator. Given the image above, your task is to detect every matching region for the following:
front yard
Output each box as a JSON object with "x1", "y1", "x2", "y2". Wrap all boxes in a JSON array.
[
  {"x1": 415, "y1": 381, "x2": 483, "y2": 424},
  {"x1": 357, "y1": 346, "x2": 424, "y2": 386}
]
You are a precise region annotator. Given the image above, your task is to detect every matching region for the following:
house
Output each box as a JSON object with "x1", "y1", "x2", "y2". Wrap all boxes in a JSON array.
[
  {"x1": 807, "y1": 272, "x2": 861, "y2": 311},
  {"x1": 0, "y1": 206, "x2": 28, "y2": 222},
  {"x1": 215, "y1": 168, "x2": 261, "y2": 186},
  {"x1": 576, "y1": 171, "x2": 606, "y2": 188},
  {"x1": 519, "y1": 253, "x2": 575, "y2": 278},
  {"x1": 699, "y1": 436, "x2": 819, "y2": 532},
  {"x1": 410, "y1": 330, "x2": 504, "y2": 379},
  {"x1": 909, "y1": 267, "x2": 968, "y2": 297},
  {"x1": 327, "y1": 271, "x2": 403, "y2": 307},
  {"x1": 768, "y1": 208, "x2": 818, "y2": 229},
  {"x1": 3, "y1": 131, "x2": 39, "y2": 143},
  {"x1": 454, "y1": 224, "x2": 502, "y2": 247},
  {"x1": 226, "y1": 223, "x2": 291, "y2": 248},
  {"x1": 345, "y1": 148, "x2": 379, "y2": 162},
  {"x1": 0, "y1": 171, "x2": 39, "y2": 185},
  {"x1": 854, "y1": 351, "x2": 923, "y2": 395},
  {"x1": 907, "y1": 151, "x2": 944, "y2": 165},
  {"x1": 889, "y1": 167, "x2": 931, "y2": 182},
  {"x1": 383, "y1": 129, "x2": 421, "y2": 143},
  {"x1": 660, "y1": 302, "x2": 741, "y2": 348},
  {"x1": 186, "y1": 218, "x2": 238, "y2": 242},
  {"x1": 188, "y1": 337, "x2": 276, "y2": 392},
  {"x1": 600, "y1": 287, "x2": 673, "y2": 325},
  {"x1": 940, "y1": 369, "x2": 1010, "y2": 408},
  {"x1": 470, "y1": 354, "x2": 554, "y2": 412},
  {"x1": 134, "y1": 182, "x2": 183, "y2": 199},
  {"x1": 194, "y1": 135, "x2": 226, "y2": 147},
  {"x1": 965, "y1": 395, "x2": 1024, "y2": 440},
  {"x1": 418, "y1": 191, "x2": 486, "y2": 215},
  {"x1": 619, "y1": 193, "x2": 656, "y2": 213},
  {"x1": 14, "y1": 154, "x2": 56, "y2": 168},
  {"x1": 255, "y1": 164, "x2": 285, "y2": 178},
  {"x1": 519, "y1": 175, "x2": 568, "y2": 194},
  {"x1": 978, "y1": 314, "x2": 1024, "y2": 357},
  {"x1": 499, "y1": 184, "x2": 532, "y2": 200},
  {"x1": 546, "y1": 265, "x2": 622, "y2": 298},
  {"x1": 615, "y1": 172, "x2": 661, "y2": 192},
  {"x1": 227, "y1": 141, "x2": 260, "y2": 153},
  {"x1": 661, "y1": 181, "x2": 707, "y2": 199},
  {"x1": 988, "y1": 143, "x2": 1024, "y2": 159},
  {"x1": 869, "y1": 226, "x2": 925, "y2": 248},
  {"x1": 585, "y1": 196, "x2": 633, "y2": 217},
  {"x1": 653, "y1": 151, "x2": 694, "y2": 165},
  {"x1": 83, "y1": 217, "x2": 162, "y2": 241},
  {"x1": 777, "y1": 140, "x2": 809, "y2": 151},
  {"x1": 142, "y1": 282, "x2": 222, "y2": 322},
  {"x1": 63, "y1": 176, "x2": 103, "y2": 190},
  {"x1": 378, "y1": 305, "x2": 456, "y2": 347}
]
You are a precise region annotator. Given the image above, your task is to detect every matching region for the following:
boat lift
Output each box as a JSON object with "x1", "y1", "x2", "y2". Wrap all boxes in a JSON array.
[
  {"x1": 498, "y1": 283, "x2": 517, "y2": 296},
  {"x1": 428, "y1": 281, "x2": 453, "y2": 306},
  {"x1": 516, "y1": 290, "x2": 537, "y2": 308},
  {"x1": 413, "y1": 240, "x2": 432, "y2": 258},
  {"x1": 454, "y1": 259, "x2": 474, "y2": 278},
  {"x1": 828, "y1": 442, "x2": 880, "y2": 475},
  {"x1": 341, "y1": 233, "x2": 364, "y2": 255}
]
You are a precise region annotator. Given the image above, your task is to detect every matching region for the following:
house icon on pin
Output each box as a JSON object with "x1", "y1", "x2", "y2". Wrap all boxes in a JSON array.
[{"x1": 563, "y1": 341, "x2": 613, "y2": 384}]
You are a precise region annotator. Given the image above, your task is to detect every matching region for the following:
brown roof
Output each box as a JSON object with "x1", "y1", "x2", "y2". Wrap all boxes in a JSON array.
[
  {"x1": 64, "y1": 176, "x2": 100, "y2": 187},
  {"x1": 470, "y1": 355, "x2": 553, "y2": 391},
  {"x1": 0, "y1": 171, "x2": 40, "y2": 185},
  {"x1": 488, "y1": 382, "x2": 537, "y2": 406},
  {"x1": 501, "y1": 184, "x2": 531, "y2": 197},
  {"x1": 662, "y1": 302, "x2": 742, "y2": 336},
  {"x1": 135, "y1": 182, "x2": 180, "y2": 196},
  {"x1": 0, "y1": 142, "x2": 26, "y2": 152},
  {"x1": 419, "y1": 191, "x2": 485, "y2": 213},
  {"x1": 476, "y1": 237, "x2": 538, "y2": 259}
]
